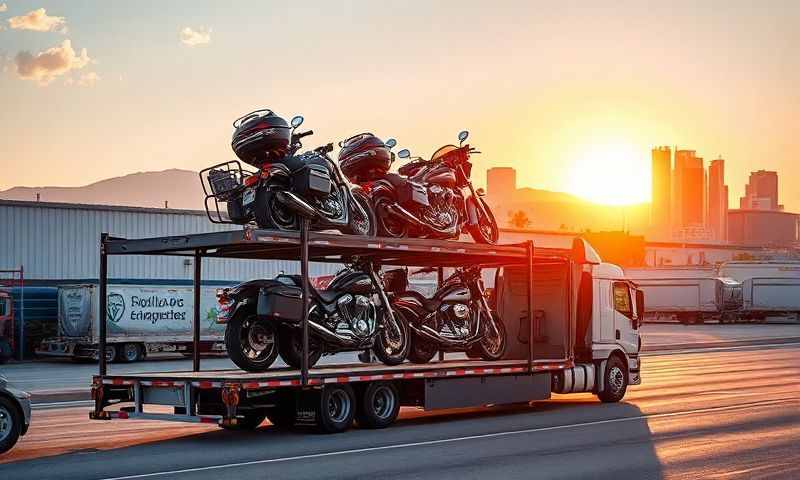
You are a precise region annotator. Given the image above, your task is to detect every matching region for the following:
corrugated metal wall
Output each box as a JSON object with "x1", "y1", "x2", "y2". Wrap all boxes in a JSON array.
[{"x1": 0, "y1": 201, "x2": 338, "y2": 281}]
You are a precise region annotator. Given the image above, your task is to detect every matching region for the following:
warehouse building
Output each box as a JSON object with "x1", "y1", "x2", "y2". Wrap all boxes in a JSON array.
[{"x1": 0, "y1": 200, "x2": 338, "y2": 357}]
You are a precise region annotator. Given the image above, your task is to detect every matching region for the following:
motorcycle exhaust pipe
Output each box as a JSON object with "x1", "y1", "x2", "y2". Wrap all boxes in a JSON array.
[
  {"x1": 307, "y1": 320, "x2": 362, "y2": 347},
  {"x1": 386, "y1": 204, "x2": 458, "y2": 236},
  {"x1": 408, "y1": 322, "x2": 472, "y2": 348},
  {"x1": 275, "y1": 191, "x2": 319, "y2": 219}
]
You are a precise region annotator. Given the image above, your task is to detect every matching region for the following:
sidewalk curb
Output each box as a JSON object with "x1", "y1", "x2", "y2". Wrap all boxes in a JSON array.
[{"x1": 642, "y1": 336, "x2": 800, "y2": 353}]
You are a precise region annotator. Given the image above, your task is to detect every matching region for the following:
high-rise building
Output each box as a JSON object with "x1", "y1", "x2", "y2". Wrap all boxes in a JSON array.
[
  {"x1": 707, "y1": 157, "x2": 728, "y2": 241},
  {"x1": 673, "y1": 150, "x2": 705, "y2": 228},
  {"x1": 650, "y1": 147, "x2": 671, "y2": 236},
  {"x1": 486, "y1": 167, "x2": 516, "y2": 199},
  {"x1": 740, "y1": 170, "x2": 781, "y2": 210}
]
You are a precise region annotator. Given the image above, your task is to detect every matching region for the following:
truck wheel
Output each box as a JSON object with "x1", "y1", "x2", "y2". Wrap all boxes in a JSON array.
[
  {"x1": 97, "y1": 345, "x2": 117, "y2": 363},
  {"x1": 0, "y1": 397, "x2": 22, "y2": 454},
  {"x1": 225, "y1": 305, "x2": 279, "y2": 372},
  {"x1": 119, "y1": 343, "x2": 143, "y2": 363},
  {"x1": 598, "y1": 356, "x2": 628, "y2": 403},
  {"x1": 356, "y1": 382, "x2": 400, "y2": 429},
  {"x1": 221, "y1": 411, "x2": 266, "y2": 430},
  {"x1": 316, "y1": 385, "x2": 355, "y2": 434},
  {"x1": 408, "y1": 335, "x2": 437, "y2": 364}
]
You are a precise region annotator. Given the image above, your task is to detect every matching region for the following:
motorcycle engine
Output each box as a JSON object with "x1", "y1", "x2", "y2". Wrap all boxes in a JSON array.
[
  {"x1": 335, "y1": 294, "x2": 376, "y2": 339},
  {"x1": 440, "y1": 303, "x2": 472, "y2": 339},
  {"x1": 424, "y1": 185, "x2": 456, "y2": 229}
]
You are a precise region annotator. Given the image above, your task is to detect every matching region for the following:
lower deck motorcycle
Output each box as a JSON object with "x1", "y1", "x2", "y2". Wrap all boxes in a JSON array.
[
  {"x1": 217, "y1": 260, "x2": 410, "y2": 372},
  {"x1": 200, "y1": 110, "x2": 375, "y2": 236},
  {"x1": 389, "y1": 266, "x2": 506, "y2": 363}
]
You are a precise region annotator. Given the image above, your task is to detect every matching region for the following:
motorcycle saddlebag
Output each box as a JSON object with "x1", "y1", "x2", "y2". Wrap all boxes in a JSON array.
[
  {"x1": 257, "y1": 286, "x2": 304, "y2": 322},
  {"x1": 398, "y1": 181, "x2": 429, "y2": 207},
  {"x1": 293, "y1": 164, "x2": 332, "y2": 197}
]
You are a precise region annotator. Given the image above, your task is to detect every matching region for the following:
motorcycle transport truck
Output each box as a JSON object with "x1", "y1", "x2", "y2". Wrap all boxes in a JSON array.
[{"x1": 90, "y1": 227, "x2": 642, "y2": 433}]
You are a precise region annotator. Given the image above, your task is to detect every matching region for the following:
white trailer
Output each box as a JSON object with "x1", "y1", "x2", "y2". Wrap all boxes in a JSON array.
[
  {"x1": 720, "y1": 261, "x2": 800, "y2": 322},
  {"x1": 37, "y1": 284, "x2": 226, "y2": 362},
  {"x1": 624, "y1": 267, "x2": 741, "y2": 323}
]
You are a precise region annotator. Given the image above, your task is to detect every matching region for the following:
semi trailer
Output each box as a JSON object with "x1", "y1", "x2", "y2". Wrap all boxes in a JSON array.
[
  {"x1": 90, "y1": 227, "x2": 642, "y2": 433},
  {"x1": 37, "y1": 284, "x2": 226, "y2": 362}
]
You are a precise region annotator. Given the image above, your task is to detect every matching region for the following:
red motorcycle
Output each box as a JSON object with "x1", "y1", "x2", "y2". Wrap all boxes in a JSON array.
[{"x1": 338, "y1": 131, "x2": 499, "y2": 244}]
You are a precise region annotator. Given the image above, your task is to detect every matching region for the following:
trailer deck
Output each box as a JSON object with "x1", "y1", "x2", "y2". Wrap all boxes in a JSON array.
[{"x1": 91, "y1": 225, "x2": 581, "y2": 431}]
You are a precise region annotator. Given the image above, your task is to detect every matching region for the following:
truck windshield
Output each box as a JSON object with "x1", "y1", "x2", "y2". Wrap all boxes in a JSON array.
[{"x1": 612, "y1": 282, "x2": 632, "y2": 317}]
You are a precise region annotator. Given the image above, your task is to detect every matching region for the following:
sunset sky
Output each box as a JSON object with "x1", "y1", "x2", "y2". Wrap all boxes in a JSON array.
[{"x1": 1, "y1": 1, "x2": 798, "y2": 208}]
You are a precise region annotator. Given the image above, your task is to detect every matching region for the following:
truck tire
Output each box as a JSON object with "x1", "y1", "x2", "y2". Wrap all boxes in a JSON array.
[
  {"x1": 119, "y1": 343, "x2": 143, "y2": 363},
  {"x1": 356, "y1": 382, "x2": 400, "y2": 429},
  {"x1": 225, "y1": 304, "x2": 279, "y2": 372},
  {"x1": 0, "y1": 396, "x2": 22, "y2": 454},
  {"x1": 220, "y1": 410, "x2": 266, "y2": 430},
  {"x1": 598, "y1": 356, "x2": 628, "y2": 403},
  {"x1": 316, "y1": 385, "x2": 355, "y2": 434}
]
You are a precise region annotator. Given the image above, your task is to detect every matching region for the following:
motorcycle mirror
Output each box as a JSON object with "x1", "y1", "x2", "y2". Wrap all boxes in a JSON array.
[
  {"x1": 385, "y1": 138, "x2": 397, "y2": 149},
  {"x1": 397, "y1": 149, "x2": 411, "y2": 159},
  {"x1": 458, "y1": 130, "x2": 469, "y2": 145},
  {"x1": 291, "y1": 115, "x2": 304, "y2": 129}
]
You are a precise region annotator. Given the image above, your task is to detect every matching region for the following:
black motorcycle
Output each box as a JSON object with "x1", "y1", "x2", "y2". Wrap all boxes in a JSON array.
[
  {"x1": 389, "y1": 266, "x2": 506, "y2": 363},
  {"x1": 200, "y1": 111, "x2": 375, "y2": 236},
  {"x1": 355, "y1": 131, "x2": 498, "y2": 244},
  {"x1": 217, "y1": 260, "x2": 410, "y2": 372}
]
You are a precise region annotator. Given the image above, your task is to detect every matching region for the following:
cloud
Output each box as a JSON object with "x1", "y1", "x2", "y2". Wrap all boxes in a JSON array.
[
  {"x1": 77, "y1": 71, "x2": 100, "y2": 87},
  {"x1": 14, "y1": 39, "x2": 91, "y2": 86},
  {"x1": 0, "y1": 3, "x2": 7, "y2": 13},
  {"x1": 180, "y1": 26, "x2": 211, "y2": 46},
  {"x1": 8, "y1": 8, "x2": 67, "y2": 33}
]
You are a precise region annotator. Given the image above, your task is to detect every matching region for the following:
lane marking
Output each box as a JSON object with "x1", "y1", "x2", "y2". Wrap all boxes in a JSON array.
[
  {"x1": 642, "y1": 341, "x2": 800, "y2": 357},
  {"x1": 96, "y1": 397, "x2": 798, "y2": 480}
]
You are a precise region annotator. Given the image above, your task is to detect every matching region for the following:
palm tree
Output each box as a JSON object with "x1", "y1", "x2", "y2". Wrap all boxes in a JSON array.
[{"x1": 508, "y1": 210, "x2": 531, "y2": 229}]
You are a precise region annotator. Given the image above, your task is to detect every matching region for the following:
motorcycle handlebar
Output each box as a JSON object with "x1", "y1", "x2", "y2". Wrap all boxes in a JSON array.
[{"x1": 294, "y1": 130, "x2": 314, "y2": 140}]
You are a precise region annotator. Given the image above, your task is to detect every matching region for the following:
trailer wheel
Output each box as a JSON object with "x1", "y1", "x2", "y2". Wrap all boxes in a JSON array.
[
  {"x1": 0, "y1": 397, "x2": 23, "y2": 454},
  {"x1": 598, "y1": 355, "x2": 628, "y2": 403},
  {"x1": 316, "y1": 385, "x2": 355, "y2": 434},
  {"x1": 96, "y1": 345, "x2": 117, "y2": 363},
  {"x1": 221, "y1": 411, "x2": 266, "y2": 430},
  {"x1": 356, "y1": 382, "x2": 400, "y2": 429},
  {"x1": 119, "y1": 343, "x2": 143, "y2": 363}
]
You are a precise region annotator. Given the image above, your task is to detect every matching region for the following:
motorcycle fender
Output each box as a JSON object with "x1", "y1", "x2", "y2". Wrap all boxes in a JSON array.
[{"x1": 392, "y1": 298, "x2": 427, "y2": 322}]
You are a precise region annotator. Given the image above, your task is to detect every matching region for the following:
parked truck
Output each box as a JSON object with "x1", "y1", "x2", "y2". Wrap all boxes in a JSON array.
[
  {"x1": 0, "y1": 290, "x2": 13, "y2": 363},
  {"x1": 719, "y1": 261, "x2": 800, "y2": 322},
  {"x1": 624, "y1": 267, "x2": 742, "y2": 324},
  {"x1": 37, "y1": 284, "x2": 226, "y2": 362},
  {"x1": 91, "y1": 230, "x2": 643, "y2": 433}
]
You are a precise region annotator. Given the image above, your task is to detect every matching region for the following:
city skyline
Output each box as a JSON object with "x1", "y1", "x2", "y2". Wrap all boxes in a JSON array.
[{"x1": 1, "y1": 2, "x2": 799, "y2": 210}]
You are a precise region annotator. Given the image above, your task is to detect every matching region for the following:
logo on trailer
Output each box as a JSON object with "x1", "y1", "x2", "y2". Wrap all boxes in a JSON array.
[{"x1": 107, "y1": 293, "x2": 125, "y2": 323}]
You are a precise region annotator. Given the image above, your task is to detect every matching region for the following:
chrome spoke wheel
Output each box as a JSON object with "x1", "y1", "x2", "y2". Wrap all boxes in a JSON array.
[{"x1": 0, "y1": 406, "x2": 12, "y2": 443}]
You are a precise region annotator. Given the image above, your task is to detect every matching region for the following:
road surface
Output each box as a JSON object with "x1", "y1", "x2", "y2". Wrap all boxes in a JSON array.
[{"x1": 2, "y1": 343, "x2": 798, "y2": 479}]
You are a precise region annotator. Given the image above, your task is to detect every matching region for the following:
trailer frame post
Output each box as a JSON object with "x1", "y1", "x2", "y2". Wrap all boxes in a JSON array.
[
  {"x1": 18, "y1": 266, "x2": 24, "y2": 361},
  {"x1": 99, "y1": 233, "x2": 109, "y2": 377},
  {"x1": 300, "y1": 217, "x2": 310, "y2": 387},
  {"x1": 526, "y1": 240, "x2": 534, "y2": 374},
  {"x1": 437, "y1": 267, "x2": 445, "y2": 362},
  {"x1": 192, "y1": 250, "x2": 202, "y2": 372}
]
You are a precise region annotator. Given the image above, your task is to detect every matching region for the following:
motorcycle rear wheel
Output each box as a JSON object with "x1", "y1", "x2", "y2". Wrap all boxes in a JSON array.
[
  {"x1": 255, "y1": 188, "x2": 298, "y2": 231},
  {"x1": 373, "y1": 193, "x2": 408, "y2": 238},
  {"x1": 408, "y1": 334, "x2": 438, "y2": 364},
  {"x1": 225, "y1": 305, "x2": 280, "y2": 372}
]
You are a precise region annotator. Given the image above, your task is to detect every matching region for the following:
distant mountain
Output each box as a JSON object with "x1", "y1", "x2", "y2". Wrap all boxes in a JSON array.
[{"x1": 0, "y1": 169, "x2": 205, "y2": 210}]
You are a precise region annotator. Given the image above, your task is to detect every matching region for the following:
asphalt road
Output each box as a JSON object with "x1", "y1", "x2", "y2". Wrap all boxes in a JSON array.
[{"x1": 2, "y1": 343, "x2": 798, "y2": 479}]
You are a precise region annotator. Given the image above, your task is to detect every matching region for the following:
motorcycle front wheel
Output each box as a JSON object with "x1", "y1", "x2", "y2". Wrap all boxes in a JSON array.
[
  {"x1": 468, "y1": 311, "x2": 506, "y2": 361},
  {"x1": 373, "y1": 310, "x2": 410, "y2": 365},
  {"x1": 347, "y1": 190, "x2": 377, "y2": 236},
  {"x1": 225, "y1": 305, "x2": 280, "y2": 372},
  {"x1": 468, "y1": 196, "x2": 499, "y2": 244}
]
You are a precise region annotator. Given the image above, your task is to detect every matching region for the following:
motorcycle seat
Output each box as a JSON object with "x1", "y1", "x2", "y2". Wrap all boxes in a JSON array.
[
  {"x1": 381, "y1": 172, "x2": 407, "y2": 188},
  {"x1": 398, "y1": 290, "x2": 439, "y2": 312},
  {"x1": 275, "y1": 274, "x2": 339, "y2": 305}
]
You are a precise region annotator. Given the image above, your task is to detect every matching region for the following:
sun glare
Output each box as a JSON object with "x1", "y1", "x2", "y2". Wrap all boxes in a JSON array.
[{"x1": 566, "y1": 141, "x2": 650, "y2": 205}]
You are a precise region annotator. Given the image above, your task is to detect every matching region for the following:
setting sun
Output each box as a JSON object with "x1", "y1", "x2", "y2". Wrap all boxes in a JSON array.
[{"x1": 566, "y1": 140, "x2": 650, "y2": 205}]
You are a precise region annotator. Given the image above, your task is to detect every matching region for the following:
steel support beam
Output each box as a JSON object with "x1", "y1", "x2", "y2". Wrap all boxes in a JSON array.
[
  {"x1": 192, "y1": 251, "x2": 202, "y2": 372},
  {"x1": 300, "y1": 218, "x2": 310, "y2": 387},
  {"x1": 99, "y1": 233, "x2": 109, "y2": 377}
]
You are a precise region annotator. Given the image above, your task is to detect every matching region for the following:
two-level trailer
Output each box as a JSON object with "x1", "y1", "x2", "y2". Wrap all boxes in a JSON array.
[{"x1": 90, "y1": 224, "x2": 642, "y2": 433}]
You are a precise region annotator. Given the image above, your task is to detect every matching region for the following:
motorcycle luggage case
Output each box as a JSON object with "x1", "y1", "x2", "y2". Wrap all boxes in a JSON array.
[
  {"x1": 338, "y1": 133, "x2": 392, "y2": 181},
  {"x1": 258, "y1": 286, "x2": 304, "y2": 321},
  {"x1": 398, "y1": 181, "x2": 429, "y2": 206},
  {"x1": 293, "y1": 165, "x2": 332, "y2": 196}
]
